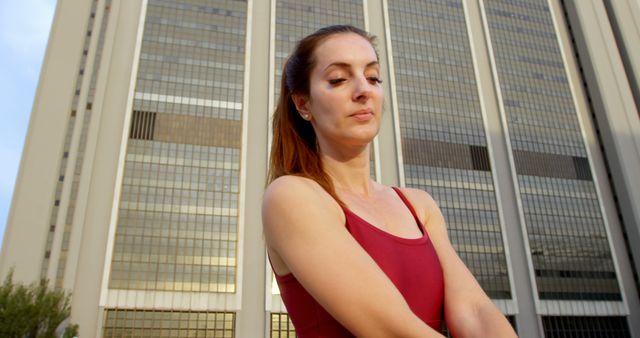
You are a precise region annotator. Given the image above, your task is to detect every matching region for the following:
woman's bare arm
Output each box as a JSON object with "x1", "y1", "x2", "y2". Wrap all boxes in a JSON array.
[
  {"x1": 263, "y1": 176, "x2": 444, "y2": 338},
  {"x1": 401, "y1": 188, "x2": 517, "y2": 338}
]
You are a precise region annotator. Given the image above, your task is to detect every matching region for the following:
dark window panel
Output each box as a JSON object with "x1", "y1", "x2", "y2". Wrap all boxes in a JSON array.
[
  {"x1": 470, "y1": 145, "x2": 491, "y2": 171},
  {"x1": 542, "y1": 316, "x2": 631, "y2": 338},
  {"x1": 573, "y1": 156, "x2": 592, "y2": 180}
]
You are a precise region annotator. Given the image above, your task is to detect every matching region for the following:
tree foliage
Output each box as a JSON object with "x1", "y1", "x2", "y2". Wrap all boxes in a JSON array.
[{"x1": 0, "y1": 270, "x2": 78, "y2": 338}]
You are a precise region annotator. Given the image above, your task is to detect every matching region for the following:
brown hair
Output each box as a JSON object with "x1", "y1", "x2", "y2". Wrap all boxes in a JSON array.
[{"x1": 267, "y1": 25, "x2": 377, "y2": 204}]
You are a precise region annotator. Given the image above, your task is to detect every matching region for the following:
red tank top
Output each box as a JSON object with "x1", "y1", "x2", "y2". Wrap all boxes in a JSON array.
[{"x1": 272, "y1": 187, "x2": 445, "y2": 337}]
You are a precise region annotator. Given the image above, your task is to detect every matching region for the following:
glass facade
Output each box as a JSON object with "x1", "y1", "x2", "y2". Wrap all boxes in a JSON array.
[
  {"x1": 483, "y1": 0, "x2": 621, "y2": 302},
  {"x1": 542, "y1": 316, "x2": 631, "y2": 338},
  {"x1": 103, "y1": 309, "x2": 234, "y2": 338},
  {"x1": 270, "y1": 313, "x2": 295, "y2": 338},
  {"x1": 15, "y1": 0, "x2": 636, "y2": 336},
  {"x1": 109, "y1": 0, "x2": 246, "y2": 294},
  {"x1": 273, "y1": 0, "x2": 365, "y2": 100},
  {"x1": 387, "y1": 0, "x2": 511, "y2": 299}
]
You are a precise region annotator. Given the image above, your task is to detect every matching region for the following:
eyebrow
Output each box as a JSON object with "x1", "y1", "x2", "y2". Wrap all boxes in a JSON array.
[{"x1": 323, "y1": 60, "x2": 379, "y2": 72}]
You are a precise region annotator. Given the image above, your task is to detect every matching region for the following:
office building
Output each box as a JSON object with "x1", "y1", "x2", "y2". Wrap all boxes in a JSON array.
[{"x1": 1, "y1": 0, "x2": 639, "y2": 337}]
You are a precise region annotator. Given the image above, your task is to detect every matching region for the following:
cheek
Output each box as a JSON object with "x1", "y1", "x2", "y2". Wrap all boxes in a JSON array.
[
  {"x1": 374, "y1": 88, "x2": 384, "y2": 102},
  {"x1": 371, "y1": 90, "x2": 384, "y2": 114},
  {"x1": 311, "y1": 90, "x2": 343, "y2": 118}
]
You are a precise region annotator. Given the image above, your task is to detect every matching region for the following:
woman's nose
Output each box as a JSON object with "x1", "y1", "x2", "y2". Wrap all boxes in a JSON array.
[{"x1": 352, "y1": 76, "x2": 371, "y2": 102}]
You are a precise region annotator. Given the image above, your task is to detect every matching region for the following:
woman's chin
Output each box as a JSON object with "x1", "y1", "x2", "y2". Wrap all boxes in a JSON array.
[
  {"x1": 347, "y1": 129, "x2": 379, "y2": 147},
  {"x1": 355, "y1": 125, "x2": 380, "y2": 141}
]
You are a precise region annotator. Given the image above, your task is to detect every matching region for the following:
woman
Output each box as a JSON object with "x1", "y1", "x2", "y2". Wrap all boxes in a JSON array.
[{"x1": 263, "y1": 25, "x2": 517, "y2": 338}]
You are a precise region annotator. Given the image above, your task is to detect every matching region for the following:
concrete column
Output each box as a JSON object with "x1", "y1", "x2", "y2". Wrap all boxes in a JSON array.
[
  {"x1": 563, "y1": 1, "x2": 640, "y2": 335},
  {"x1": 66, "y1": 0, "x2": 145, "y2": 336},
  {"x1": 466, "y1": 1, "x2": 543, "y2": 336},
  {"x1": 235, "y1": 0, "x2": 269, "y2": 336},
  {"x1": 603, "y1": 0, "x2": 640, "y2": 114},
  {"x1": 367, "y1": 0, "x2": 401, "y2": 187}
]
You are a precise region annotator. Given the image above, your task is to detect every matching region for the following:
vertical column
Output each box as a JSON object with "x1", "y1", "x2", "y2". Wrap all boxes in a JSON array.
[
  {"x1": 563, "y1": 0, "x2": 640, "y2": 335},
  {"x1": 236, "y1": 0, "x2": 269, "y2": 336},
  {"x1": 45, "y1": 0, "x2": 103, "y2": 285},
  {"x1": 62, "y1": 0, "x2": 114, "y2": 292},
  {"x1": 567, "y1": 0, "x2": 640, "y2": 288},
  {"x1": 366, "y1": 0, "x2": 400, "y2": 186},
  {"x1": 70, "y1": 0, "x2": 145, "y2": 336},
  {"x1": 603, "y1": 0, "x2": 640, "y2": 113},
  {"x1": 465, "y1": 1, "x2": 542, "y2": 336}
]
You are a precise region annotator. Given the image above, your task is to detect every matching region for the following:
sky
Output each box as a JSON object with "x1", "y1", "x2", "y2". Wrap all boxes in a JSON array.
[{"x1": 0, "y1": 0, "x2": 56, "y2": 248}]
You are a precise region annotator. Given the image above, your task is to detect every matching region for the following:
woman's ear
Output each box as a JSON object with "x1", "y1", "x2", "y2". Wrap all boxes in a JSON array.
[{"x1": 291, "y1": 93, "x2": 311, "y2": 120}]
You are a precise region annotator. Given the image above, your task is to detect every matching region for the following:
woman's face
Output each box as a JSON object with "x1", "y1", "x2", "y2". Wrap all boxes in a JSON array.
[{"x1": 295, "y1": 33, "x2": 383, "y2": 150}]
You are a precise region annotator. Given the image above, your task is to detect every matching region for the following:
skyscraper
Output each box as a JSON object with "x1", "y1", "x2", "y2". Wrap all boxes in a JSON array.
[{"x1": 1, "y1": 0, "x2": 639, "y2": 337}]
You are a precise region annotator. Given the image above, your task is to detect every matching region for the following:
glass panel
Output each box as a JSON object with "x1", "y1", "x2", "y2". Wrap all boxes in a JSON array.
[
  {"x1": 483, "y1": 0, "x2": 621, "y2": 301},
  {"x1": 388, "y1": 0, "x2": 511, "y2": 299},
  {"x1": 109, "y1": 0, "x2": 247, "y2": 293},
  {"x1": 103, "y1": 309, "x2": 235, "y2": 338},
  {"x1": 542, "y1": 316, "x2": 631, "y2": 338},
  {"x1": 270, "y1": 313, "x2": 296, "y2": 338}
]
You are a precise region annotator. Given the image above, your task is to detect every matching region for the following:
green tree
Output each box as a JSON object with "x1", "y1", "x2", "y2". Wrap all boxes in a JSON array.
[{"x1": 0, "y1": 270, "x2": 79, "y2": 338}]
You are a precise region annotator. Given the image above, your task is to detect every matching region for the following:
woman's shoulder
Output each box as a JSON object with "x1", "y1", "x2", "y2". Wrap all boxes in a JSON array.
[
  {"x1": 266, "y1": 174, "x2": 320, "y2": 191},
  {"x1": 264, "y1": 175, "x2": 326, "y2": 202},
  {"x1": 394, "y1": 186, "x2": 438, "y2": 207},
  {"x1": 263, "y1": 175, "x2": 343, "y2": 217},
  {"x1": 393, "y1": 186, "x2": 442, "y2": 227},
  {"x1": 262, "y1": 176, "x2": 346, "y2": 258}
]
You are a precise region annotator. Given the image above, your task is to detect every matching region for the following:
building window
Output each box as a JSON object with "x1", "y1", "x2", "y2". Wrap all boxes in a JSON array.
[
  {"x1": 484, "y1": 0, "x2": 622, "y2": 302},
  {"x1": 103, "y1": 309, "x2": 235, "y2": 338},
  {"x1": 542, "y1": 316, "x2": 630, "y2": 338},
  {"x1": 270, "y1": 313, "x2": 295, "y2": 338},
  {"x1": 388, "y1": 0, "x2": 511, "y2": 299}
]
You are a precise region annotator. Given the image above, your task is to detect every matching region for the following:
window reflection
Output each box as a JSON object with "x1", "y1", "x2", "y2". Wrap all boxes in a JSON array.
[
  {"x1": 109, "y1": 0, "x2": 246, "y2": 294},
  {"x1": 484, "y1": 0, "x2": 621, "y2": 301},
  {"x1": 389, "y1": 0, "x2": 511, "y2": 299}
]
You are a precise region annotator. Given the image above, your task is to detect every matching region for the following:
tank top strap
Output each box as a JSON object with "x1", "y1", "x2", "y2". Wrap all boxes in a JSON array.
[{"x1": 391, "y1": 187, "x2": 426, "y2": 235}]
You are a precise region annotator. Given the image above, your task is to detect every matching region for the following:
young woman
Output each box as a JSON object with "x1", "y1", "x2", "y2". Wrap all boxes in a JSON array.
[{"x1": 263, "y1": 25, "x2": 517, "y2": 338}]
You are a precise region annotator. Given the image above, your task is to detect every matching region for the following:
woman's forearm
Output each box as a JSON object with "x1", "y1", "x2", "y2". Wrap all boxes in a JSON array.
[
  {"x1": 449, "y1": 301, "x2": 517, "y2": 338},
  {"x1": 472, "y1": 302, "x2": 517, "y2": 337}
]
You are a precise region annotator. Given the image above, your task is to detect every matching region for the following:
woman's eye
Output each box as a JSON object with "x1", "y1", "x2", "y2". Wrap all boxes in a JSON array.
[
  {"x1": 328, "y1": 78, "x2": 346, "y2": 85},
  {"x1": 368, "y1": 77, "x2": 383, "y2": 84}
]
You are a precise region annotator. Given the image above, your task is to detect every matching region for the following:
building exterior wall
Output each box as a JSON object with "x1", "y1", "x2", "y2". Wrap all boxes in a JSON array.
[
  {"x1": 1, "y1": 0, "x2": 639, "y2": 337},
  {"x1": 0, "y1": 0, "x2": 95, "y2": 285},
  {"x1": 565, "y1": 0, "x2": 640, "y2": 306}
]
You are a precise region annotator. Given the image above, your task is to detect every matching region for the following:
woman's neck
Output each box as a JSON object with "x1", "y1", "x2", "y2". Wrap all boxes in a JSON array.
[{"x1": 320, "y1": 143, "x2": 374, "y2": 197}]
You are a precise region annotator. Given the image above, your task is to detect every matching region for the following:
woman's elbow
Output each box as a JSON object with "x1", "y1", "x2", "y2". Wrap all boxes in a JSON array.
[
  {"x1": 350, "y1": 310, "x2": 442, "y2": 338},
  {"x1": 446, "y1": 302, "x2": 516, "y2": 338}
]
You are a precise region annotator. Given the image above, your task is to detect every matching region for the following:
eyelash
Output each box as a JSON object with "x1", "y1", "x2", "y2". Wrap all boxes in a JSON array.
[{"x1": 328, "y1": 77, "x2": 383, "y2": 85}]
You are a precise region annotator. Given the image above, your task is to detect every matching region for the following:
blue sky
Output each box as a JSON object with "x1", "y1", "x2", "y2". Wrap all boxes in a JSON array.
[{"x1": 0, "y1": 0, "x2": 56, "y2": 248}]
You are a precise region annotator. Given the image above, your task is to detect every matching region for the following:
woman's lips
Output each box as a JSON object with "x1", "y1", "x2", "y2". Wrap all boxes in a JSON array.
[{"x1": 350, "y1": 109, "x2": 373, "y2": 122}]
